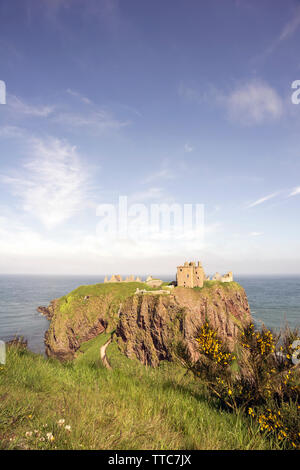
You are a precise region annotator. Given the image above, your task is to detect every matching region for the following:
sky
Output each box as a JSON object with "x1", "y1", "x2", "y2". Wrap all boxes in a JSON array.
[{"x1": 0, "y1": 0, "x2": 300, "y2": 275}]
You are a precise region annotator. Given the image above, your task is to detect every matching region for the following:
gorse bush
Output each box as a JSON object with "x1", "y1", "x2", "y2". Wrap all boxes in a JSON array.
[{"x1": 176, "y1": 322, "x2": 300, "y2": 449}]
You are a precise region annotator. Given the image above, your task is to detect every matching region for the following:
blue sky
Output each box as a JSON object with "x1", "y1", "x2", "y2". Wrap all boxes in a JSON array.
[{"x1": 0, "y1": 0, "x2": 300, "y2": 275}]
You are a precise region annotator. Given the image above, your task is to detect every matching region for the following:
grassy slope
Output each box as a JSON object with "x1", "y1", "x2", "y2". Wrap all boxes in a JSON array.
[
  {"x1": 0, "y1": 336, "x2": 277, "y2": 450},
  {"x1": 59, "y1": 281, "x2": 163, "y2": 309},
  {"x1": 0, "y1": 280, "x2": 276, "y2": 450}
]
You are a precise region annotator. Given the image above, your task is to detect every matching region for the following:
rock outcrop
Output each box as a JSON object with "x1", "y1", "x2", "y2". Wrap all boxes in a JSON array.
[
  {"x1": 37, "y1": 303, "x2": 56, "y2": 320},
  {"x1": 44, "y1": 293, "x2": 120, "y2": 360},
  {"x1": 43, "y1": 281, "x2": 251, "y2": 365},
  {"x1": 115, "y1": 283, "x2": 251, "y2": 366}
]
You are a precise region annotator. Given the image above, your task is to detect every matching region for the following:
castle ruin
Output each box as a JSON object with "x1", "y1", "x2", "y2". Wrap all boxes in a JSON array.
[
  {"x1": 104, "y1": 262, "x2": 233, "y2": 289},
  {"x1": 104, "y1": 275, "x2": 142, "y2": 283},
  {"x1": 176, "y1": 262, "x2": 233, "y2": 287},
  {"x1": 176, "y1": 261, "x2": 205, "y2": 288},
  {"x1": 210, "y1": 271, "x2": 233, "y2": 283}
]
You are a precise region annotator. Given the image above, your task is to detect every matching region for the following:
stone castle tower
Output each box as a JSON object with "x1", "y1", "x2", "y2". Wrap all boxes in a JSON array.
[{"x1": 176, "y1": 261, "x2": 205, "y2": 288}]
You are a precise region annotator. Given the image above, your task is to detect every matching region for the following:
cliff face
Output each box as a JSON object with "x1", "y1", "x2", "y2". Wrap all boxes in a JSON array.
[
  {"x1": 43, "y1": 282, "x2": 147, "y2": 361},
  {"x1": 44, "y1": 299, "x2": 109, "y2": 360},
  {"x1": 115, "y1": 283, "x2": 251, "y2": 367},
  {"x1": 43, "y1": 281, "x2": 251, "y2": 365},
  {"x1": 44, "y1": 292, "x2": 123, "y2": 360}
]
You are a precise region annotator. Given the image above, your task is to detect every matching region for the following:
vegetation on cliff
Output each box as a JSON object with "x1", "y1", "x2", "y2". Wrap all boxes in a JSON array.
[
  {"x1": 0, "y1": 338, "x2": 278, "y2": 450},
  {"x1": 0, "y1": 280, "x2": 298, "y2": 450},
  {"x1": 45, "y1": 282, "x2": 160, "y2": 360},
  {"x1": 116, "y1": 282, "x2": 251, "y2": 366},
  {"x1": 176, "y1": 322, "x2": 300, "y2": 449}
]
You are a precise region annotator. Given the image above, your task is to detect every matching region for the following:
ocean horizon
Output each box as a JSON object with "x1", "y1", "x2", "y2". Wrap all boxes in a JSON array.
[{"x1": 0, "y1": 273, "x2": 299, "y2": 354}]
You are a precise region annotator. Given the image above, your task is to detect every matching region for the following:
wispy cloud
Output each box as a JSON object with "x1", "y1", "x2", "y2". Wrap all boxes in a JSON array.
[
  {"x1": 279, "y1": 6, "x2": 300, "y2": 42},
  {"x1": 249, "y1": 231, "x2": 264, "y2": 237},
  {"x1": 8, "y1": 94, "x2": 55, "y2": 117},
  {"x1": 178, "y1": 82, "x2": 218, "y2": 105},
  {"x1": 53, "y1": 109, "x2": 129, "y2": 133},
  {"x1": 289, "y1": 186, "x2": 300, "y2": 197},
  {"x1": 247, "y1": 192, "x2": 278, "y2": 208},
  {"x1": 143, "y1": 164, "x2": 175, "y2": 185},
  {"x1": 2, "y1": 137, "x2": 89, "y2": 229},
  {"x1": 252, "y1": 6, "x2": 300, "y2": 62},
  {"x1": 0, "y1": 125, "x2": 24, "y2": 138},
  {"x1": 66, "y1": 88, "x2": 92, "y2": 105},
  {"x1": 184, "y1": 143, "x2": 193, "y2": 153},
  {"x1": 225, "y1": 81, "x2": 283, "y2": 125},
  {"x1": 178, "y1": 80, "x2": 283, "y2": 126}
]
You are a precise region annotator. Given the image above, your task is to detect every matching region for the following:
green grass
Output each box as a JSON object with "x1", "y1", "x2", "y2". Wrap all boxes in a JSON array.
[
  {"x1": 193, "y1": 281, "x2": 243, "y2": 292},
  {"x1": 0, "y1": 338, "x2": 278, "y2": 450},
  {"x1": 58, "y1": 282, "x2": 163, "y2": 316},
  {"x1": 74, "y1": 333, "x2": 111, "y2": 368}
]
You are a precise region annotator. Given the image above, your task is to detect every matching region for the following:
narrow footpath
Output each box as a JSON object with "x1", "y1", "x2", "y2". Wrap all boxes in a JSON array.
[{"x1": 100, "y1": 337, "x2": 112, "y2": 369}]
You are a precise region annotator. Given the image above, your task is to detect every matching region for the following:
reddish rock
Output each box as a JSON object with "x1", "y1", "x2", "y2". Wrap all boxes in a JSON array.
[{"x1": 115, "y1": 283, "x2": 251, "y2": 366}]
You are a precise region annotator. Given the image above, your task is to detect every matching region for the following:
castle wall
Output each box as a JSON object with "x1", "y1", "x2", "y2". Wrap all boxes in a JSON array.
[{"x1": 177, "y1": 261, "x2": 205, "y2": 288}]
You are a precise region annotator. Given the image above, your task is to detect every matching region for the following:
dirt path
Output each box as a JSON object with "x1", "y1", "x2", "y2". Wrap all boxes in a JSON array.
[{"x1": 100, "y1": 337, "x2": 112, "y2": 369}]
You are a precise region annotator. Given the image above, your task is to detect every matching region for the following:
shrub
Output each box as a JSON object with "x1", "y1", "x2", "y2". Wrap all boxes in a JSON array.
[{"x1": 176, "y1": 322, "x2": 300, "y2": 449}]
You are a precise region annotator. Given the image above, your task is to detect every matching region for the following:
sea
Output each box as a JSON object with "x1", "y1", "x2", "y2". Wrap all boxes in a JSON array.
[{"x1": 0, "y1": 274, "x2": 299, "y2": 354}]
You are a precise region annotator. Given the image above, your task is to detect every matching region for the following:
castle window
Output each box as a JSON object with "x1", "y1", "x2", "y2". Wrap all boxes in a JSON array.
[{"x1": 187, "y1": 274, "x2": 189, "y2": 278}]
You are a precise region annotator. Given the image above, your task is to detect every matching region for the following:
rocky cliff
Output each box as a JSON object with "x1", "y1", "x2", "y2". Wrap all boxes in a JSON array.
[
  {"x1": 44, "y1": 298, "x2": 108, "y2": 360},
  {"x1": 43, "y1": 282, "x2": 151, "y2": 360},
  {"x1": 43, "y1": 281, "x2": 251, "y2": 364},
  {"x1": 115, "y1": 283, "x2": 251, "y2": 366}
]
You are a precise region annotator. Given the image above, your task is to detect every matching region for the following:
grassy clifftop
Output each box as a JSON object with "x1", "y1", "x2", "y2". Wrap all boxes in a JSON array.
[
  {"x1": 45, "y1": 280, "x2": 250, "y2": 362},
  {"x1": 0, "y1": 340, "x2": 274, "y2": 450},
  {"x1": 45, "y1": 282, "x2": 158, "y2": 360}
]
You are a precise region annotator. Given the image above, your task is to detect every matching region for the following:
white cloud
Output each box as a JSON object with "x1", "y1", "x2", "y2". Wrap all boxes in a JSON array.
[
  {"x1": 53, "y1": 110, "x2": 129, "y2": 133},
  {"x1": 289, "y1": 186, "x2": 300, "y2": 197},
  {"x1": 226, "y1": 81, "x2": 283, "y2": 125},
  {"x1": 0, "y1": 125, "x2": 24, "y2": 138},
  {"x1": 178, "y1": 80, "x2": 283, "y2": 126},
  {"x1": 8, "y1": 94, "x2": 54, "y2": 117},
  {"x1": 249, "y1": 231, "x2": 264, "y2": 237},
  {"x1": 66, "y1": 88, "x2": 92, "y2": 105},
  {"x1": 2, "y1": 137, "x2": 89, "y2": 229},
  {"x1": 247, "y1": 192, "x2": 278, "y2": 208},
  {"x1": 5, "y1": 93, "x2": 129, "y2": 135},
  {"x1": 279, "y1": 7, "x2": 300, "y2": 42}
]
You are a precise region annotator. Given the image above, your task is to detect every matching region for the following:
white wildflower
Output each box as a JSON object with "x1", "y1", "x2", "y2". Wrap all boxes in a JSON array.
[{"x1": 46, "y1": 432, "x2": 54, "y2": 441}]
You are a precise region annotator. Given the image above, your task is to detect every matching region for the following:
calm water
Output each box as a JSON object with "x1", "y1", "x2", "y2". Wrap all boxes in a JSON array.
[{"x1": 0, "y1": 274, "x2": 299, "y2": 354}]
